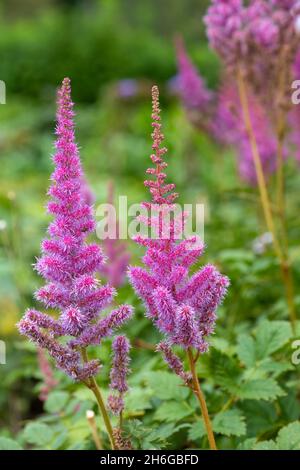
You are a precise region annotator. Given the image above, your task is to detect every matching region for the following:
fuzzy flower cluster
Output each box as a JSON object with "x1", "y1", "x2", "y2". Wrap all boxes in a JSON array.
[
  {"x1": 108, "y1": 335, "x2": 130, "y2": 415},
  {"x1": 174, "y1": 40, "x2": 278, "y2": 185},
  {"x1": 99, "y1": 182, "x2": 130, "y2": 288},
  {"x1": 17, "y1": 78, "x2": 133, "y2": 381},
  {"x1": 128, "y1": 86, "x2": 229, "y2": 381},
  {"x1": 204, "y1": 0, "x2": 300, "y2": 70}
]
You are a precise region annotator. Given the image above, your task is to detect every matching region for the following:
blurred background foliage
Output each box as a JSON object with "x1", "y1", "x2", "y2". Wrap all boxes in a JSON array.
[{"x1": 1, "y1": 0, "x2": 300, "y2": 450}]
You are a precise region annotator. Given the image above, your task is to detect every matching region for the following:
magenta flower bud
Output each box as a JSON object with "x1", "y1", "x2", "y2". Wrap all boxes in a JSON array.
[
  {"x1": 110, "y1": 335, "x2": 130, "y2": 394},
  {"x1": 152, "y1": 286, "x2": 177, "y2": 334},
  {"x1": 173, "y1": 305, "x2": 204, "y2": 350},
  {"x1": 107, "y1": 394, "x2": 124, "y2": 415},
  {"x1": 156, "y1": 341, "x2": 191, "y2": 384},
  {"x1": 61, "y1": 307, "x2": 86, "y2": 336}
]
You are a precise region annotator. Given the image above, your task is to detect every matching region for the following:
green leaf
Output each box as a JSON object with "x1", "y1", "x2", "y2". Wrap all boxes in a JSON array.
[
  {"x1": 145, "y1": 371, "x2": 189, "y2": 400},
  {"x1": 0, "y1": 437, "x2": 23, "y2": 450},
  {"x1": 124, "y1": 386, "x2": 153, "y2": 413},
  {"x1": 154, "y1": 401, "x2": 193, "y2": 423},
  {"x1": 255, "y1": 320, "x2": 292, "y2": 359},
  {"x1": 276, "y1": 422, "x2": 300, "y2": 450},
  {"x1": 188, "y1": 421, "x2": 205, "y2": 441},
  {"x1": 236, "y1": 334, "x2": 256, "y2": 368},
  {"x1": 148, "y1": 423, "x2": 187, "y2": 441},
  {"x1": 44, "y1": 391, "x2": 69, "y2": 414},
  {"x1": 23, "y1": 422, "x2": 54, "y2": 447},
  {"x1": 209, "y1": 349, "x2": 242, "y2": 395},
  {"x1": 237, "y1": 438, "x2": 257, "y2": 450},
  {"x1": 238, "y1": 378, "x2": 285, "y2": 401},
  {"x1": 253, "y1": 441, "x2": 277, "y2": 450},
  {"x1": 188, "y1": 410, "x2": 246, "y2": 441},
  {"x1": 257, "y1": 359, "x2": 294, "y2": 378},
  {"x1": 252, "y1": 422, "x2": 300, "y2": 450},
  {"x1": 213, "y1": 410, "x2": 246, "y2": 437}
]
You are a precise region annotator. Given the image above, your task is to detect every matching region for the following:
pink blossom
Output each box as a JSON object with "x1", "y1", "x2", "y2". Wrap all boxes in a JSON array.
[{"x1": 17, "y1": 78, "x2": 133, "y2": 381}]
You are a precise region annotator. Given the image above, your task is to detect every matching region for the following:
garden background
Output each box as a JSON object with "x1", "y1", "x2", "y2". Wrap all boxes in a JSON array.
[{"x1": 1, "y1": 0, "x2": 300, "y2": 450}]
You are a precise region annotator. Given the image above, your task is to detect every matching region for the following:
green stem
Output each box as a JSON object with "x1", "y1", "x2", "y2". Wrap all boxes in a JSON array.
[
  {"x1": 187, "y1": 348, "x2": 217, "y2": 450},
  {"x1": 81, "y1": 349, "x2": 116, "y2": 450}
]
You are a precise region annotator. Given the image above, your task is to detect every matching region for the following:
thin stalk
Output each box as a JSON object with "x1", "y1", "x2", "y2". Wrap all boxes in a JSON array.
[
  {"x1": 81, "y1": 349, "x2": 116, "y2": 450},
  {"x1": 236, "y1": 68, "x2": 297, "y2": 330},
  {"x1": 236, "y1": 68, "x2": 283, "y2": 260},
  {"x1": 187, "y1": 348, "x2": 217, "y2": 450},
  {"x1": 273, "y1": 53, "x2": 297, "y2": 329},
  {"x1": 86, "y1": 410, "x2": 102, "y2": 450},
  {"x1": 275, "y1": 52, "x2": 289, "y2": 254}
]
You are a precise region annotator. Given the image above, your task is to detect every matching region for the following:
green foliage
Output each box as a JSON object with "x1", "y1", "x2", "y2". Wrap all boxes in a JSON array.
[
  {"x1": 188, "y1": 410, "x2": 246, "y2": 441},
  {"x1": 0, "y1": 437, "x2": 23, "y2": 450},
  {"x1": 249, "y1": 422, "x2": 300, "y2": 450}
]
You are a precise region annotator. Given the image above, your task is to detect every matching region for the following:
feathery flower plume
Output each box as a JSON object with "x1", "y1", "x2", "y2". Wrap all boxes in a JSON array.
[
  {"x1": 175, "y1": 37, "x2": 213, "y2": 122},
  {"x1": 128, "y1": 85, "x2": 229, "y2": 372},
  {"x1": 17, "y1": 78, "x2": 133, "y2": 382},
  {"x1": 99, "y1": 181, "x2": 130, "y2": 287},
  {"x1": 128, "y1": 86, "x2": 229, "y2": 450}
]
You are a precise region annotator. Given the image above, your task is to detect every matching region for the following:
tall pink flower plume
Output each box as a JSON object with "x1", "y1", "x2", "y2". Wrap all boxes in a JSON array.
[
  {"x1": 17, "y1": 78, "x2": 133, "y2": 381},
  {"x1": 99, "y1": 181, "x2": 130, "y2": 288},
  {"x1": 175, "y1": 37, "x2": 213, "y2": 112},
  {"x1": 128, "y1": 86, "x2": 229, "y2": 382}
]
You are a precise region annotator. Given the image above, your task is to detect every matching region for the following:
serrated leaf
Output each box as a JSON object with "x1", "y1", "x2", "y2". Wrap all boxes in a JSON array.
[
  {"x1": 209, "y1": 349, "x2": 242, "y2": 394},
  {"x1": 237, "y1": 438, "x2": 257, "y2": 450},
  {"x1": 276, "y1": 422, "x2": 300, "y2": 450},
  {"x1": 124, "y1": 386, "x2": 153, "y2": 413},
  {"x1": 23, "y1": 422, "x2": 54, "y2": 447},
  {"x1": 236, "y1": 334, "x2": 256, "y2": 368},
  {"x1": 44, "y1": 391, "x2": 69, "y2": 414},
  {"x1": 188, "y1": 421, "x2": 206, "y2": 441},
  {"x1": 0, "y1": 437, "x2": 23, "y2": 450},
  {"x1": 188, "y1": 410, "x2": 246, "y2": 441},
  {"x1": 237, "y1": 378, "x2": 285, "y2": 401},
  {"x1": 253, "y1": 441, "x2": 277, "y2": 450},
  {"x1": 213, "y1": 410, "x2": 246, "y2": 437},
  {"x1": 145, "y1": 371, "x2": 189, "y2": 400},
  {"x1": 154, "y1": 401, "x2": 193, "y2": 423},
  {"x1": 148, "y1": 423, "x2": 188, "y2": 441},
  {"x1": 257, "y1": 359, "x2": 294, "y2": 378},
  {"x1": 255, "y1": 320, "x2": 292, "y2": 359},
  {"x1": 240, "y1": 400, "x2": 277, "y2": 436}
]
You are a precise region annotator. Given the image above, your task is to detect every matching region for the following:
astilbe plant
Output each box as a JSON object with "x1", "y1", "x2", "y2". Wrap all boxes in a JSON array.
[
  {"x1": 175, "y1": 1, "x2": 300, "y2": 330},
  {"x1": 99, "y1": 181, "x2": 130, "y2": 288},
  {"x1": 17, "y1": 78, "x2": 133, "y2": 450},
  {"x1": 204, "y1": 0, "x2": 299, "y2": 329},
  {"x1": 128, "y1": 86, "x2": 229, "y2": 450}
]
